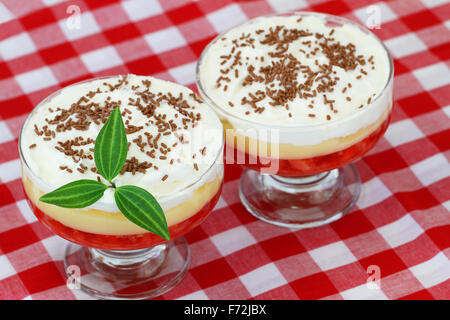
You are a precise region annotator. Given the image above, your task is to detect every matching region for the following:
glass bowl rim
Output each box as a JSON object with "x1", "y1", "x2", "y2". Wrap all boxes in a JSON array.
[
  {"x1": 18, "y1": 74, "x2": 225, "y2": 200},
  {"x1": 195, "y1": 11, "x2": 394, "y2": 132}
]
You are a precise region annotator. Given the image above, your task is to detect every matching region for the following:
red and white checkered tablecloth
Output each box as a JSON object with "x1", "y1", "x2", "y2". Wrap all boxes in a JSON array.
[{"x1": 0, "y1": 0, "x2": 449, "y2": 300}]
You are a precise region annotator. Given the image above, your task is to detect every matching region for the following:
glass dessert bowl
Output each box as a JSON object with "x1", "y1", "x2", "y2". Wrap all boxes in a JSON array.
[
  {"x1": 196, "y1": 12, "x2": 393, "y2": 228},
  {"x1": 19, "y1": 75, "x2": 224, "y2": 299}
]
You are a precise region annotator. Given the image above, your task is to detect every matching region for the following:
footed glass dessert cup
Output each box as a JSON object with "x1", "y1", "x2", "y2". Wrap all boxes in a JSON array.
[
  {"x1": 19, "y1": 75, "x2": 224, "y2": 299},
  {"x1": 196, "y1": 12, "x2": 394, "y2": 228}
]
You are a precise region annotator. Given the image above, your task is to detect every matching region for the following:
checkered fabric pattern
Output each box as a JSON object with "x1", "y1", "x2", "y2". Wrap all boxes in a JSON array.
[{"x1": 0, "y1": 0, "x2": 449, "y2": 300}]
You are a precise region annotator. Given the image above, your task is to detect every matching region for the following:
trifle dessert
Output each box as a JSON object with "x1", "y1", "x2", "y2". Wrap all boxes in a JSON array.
[
  {"x1": 19, "y1": 74, "x2": 224, "y2": 299},
  {"x1": 197, "y1": 12, "x2": 393, "y2": 228}
]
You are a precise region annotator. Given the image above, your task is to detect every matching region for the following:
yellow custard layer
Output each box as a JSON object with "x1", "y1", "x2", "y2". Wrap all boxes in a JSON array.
[
  {"x1": 23, "y1": 172, "x2": 223, "y2": 236},
  {"x1": 223, "y1": 104, "x2": 392, "y2": 160}
]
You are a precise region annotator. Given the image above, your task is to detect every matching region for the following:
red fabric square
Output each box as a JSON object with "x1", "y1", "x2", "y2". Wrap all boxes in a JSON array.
[
  {"x1": 291, "y1": 272, "x2": 339, "y2": 300},
  {"x1": 364, "y1": 148, "x2": 409, "y2": 175},
  {"x1": 398, "y1": 92, "x2": 441, "y2": 118},
  {"x1": 259, "y1": 233, "x2": 306, "y2": 261},
  {"x1": 184, "y1": 225, "x2": 210, "y2": 243},
  {"x1": 104, "y1": 23, "x2": 142, "y2": 44},
  {"x1": 430, "y1": 43, "x2": 450, "y2": 61},
  {"x1": 224, "y1": 163, "x2": 244, "y2": 183},
  {"x1": 0, "y1": 62, "x2": 12, "y2": 80},
  {"x1": 190, "y1": 258, "x2": 237, "y2": 288},
  {"x1": 311, "y1": 0, "x2": 351, "y2": 15},
  {"x1": 39, "y1": 42, "x2": 78, "y2": 65},
  {"x1": 84, "y1": 0, "x2": 119, "y2": 10},
  {"x1": 359, "y1": 249, "x2": 408, "y2": 278},
  {"x1": 0, "y1": 184, "x2": 16, "y2": 208},
  {"x1": 426, "y1": 225, "x2": 450, "y2": 251},
  {"x1": 402, "y1": 10, "x2": 441, "y2": 31},
  {"x1": 232, "y1": 202, "x2": 259, "y2": 225},
  {"x1": 428, "y1": 129, "x2": 450, "y2": 153},
  {"x1": 189, "y1": 35, "x2": 217, "y2": 57},
  {"x1": 0, "y1": 224, "x2": 40, "y2": 254},
  {"x1": 167, "y1": 3, "x2": 204, "y2": 24},
  {"x1": 126, "y1": 55, "x2": 166, "y2": 75},
  {"x1": 393, "y1": 58, "x2": 411, "y2": 75},
  {"x1": 20, "y1": 8, "x2": 57, "y2": 30},
  {"x1": 331, "y1": 211, "x2": 375, "y2": 239},
  {"x1": 395, "y1": 188, "x2": 440, "y2": 211},
  {"x1": 18, "y1": 262, "x2": 65, "y2": 294}
]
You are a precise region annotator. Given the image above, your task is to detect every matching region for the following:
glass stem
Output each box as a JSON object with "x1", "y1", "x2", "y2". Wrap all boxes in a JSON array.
[
  {"x1": 88, "y1": 244, "x2": 168, "y2": 275},
  {"x1": 271, "y1": 171, "x2": 330, "y2": 185}
]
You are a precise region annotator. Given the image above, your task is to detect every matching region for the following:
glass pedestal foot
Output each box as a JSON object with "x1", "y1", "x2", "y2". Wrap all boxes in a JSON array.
[
  {"x1": 64, "y1": 237, "x2": 190, "y2": 300},
  {"x1": 239, "y1": 164, "x2": 361, "y2": 229}
]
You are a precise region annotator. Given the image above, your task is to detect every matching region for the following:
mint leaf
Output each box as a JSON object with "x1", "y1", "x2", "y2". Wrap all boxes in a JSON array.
[
  {"x1": 114, "y1": 185, "x2": 170, "y2": 240},
  {"x1": 39, "y1": 180, "x2": 108, "y2": 208},
  {"x1": 94, "y1": 107, "x2": 128, "y2": 182}
]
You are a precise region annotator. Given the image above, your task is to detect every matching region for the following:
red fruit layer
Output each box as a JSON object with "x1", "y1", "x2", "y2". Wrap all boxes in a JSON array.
[
  {"x1": 230, "y1": 115, "x2": 390, "y2": 176},
  {"x1": 27, "y1": 183, "x2": 222, "y2": 250}
]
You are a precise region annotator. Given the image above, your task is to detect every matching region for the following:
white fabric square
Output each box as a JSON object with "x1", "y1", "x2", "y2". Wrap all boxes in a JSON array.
[
  {"x1": 0, "y1": 255, "x2": 15, "y2": 281},
  {"x1": 443, "y1": 105, "x2": 450, "y2": 118},
  {"x1": 71, "y1": 289, "x2": 96, "y2": 300},
  {"x1": 122, "y1": 0, "x2": 163, "y2": 21},
  {"x1": 385, "y1": 33, "x2": 427, "y2": 58},
  {"x1": 443, "y1": 200, "x2": 450, "y2": 211},
  {"x1": 239, "y1": 263, "x2": 287, "y2": 297},
  {"x1": 58, "y1": 12, "x2": 101, "y2": 41},
  {"x1": 377, "y1": 215, "x2": 424, "y2": 248},
  {"x1": 42, "y1": 0, "x2": 67, "y2": 5},
  {"x1": 206, "y1": 4, "x2": 247, "y2": 33},
  {"x1": 81, "y1": 46, "x2": 123, "y2": 73},
  {"x1": 177, "y1": 290, "x2": 209, "y2": 300},
  {"x1": 213, "y1": 196, "x2": 228, "y2": 210},
  {"x1": 341, "y1": 283, "x2": 388, "y2": 300},
  {"x1": 0, "y1": 159, "x2": 21, "y2": 183},
  {"x1": 41, "y1": 236, "x2": 71, "y2": 261},
  {"x1": 0, "y1": 33, "x2": 37, "y2": 60},
  {"x1": 410, "y1": 253, "x2": 450, "y2": 288},
  {"x1": 169, "y1": 62, "x2": 196, "y2": 86},
  {"x1": 413, "y1": 62, "x2": 450, "y2": 91},
  {"x1": 309, "y1": 241, "x2": 357, "y2": 271},
  {"x1": 358, "y1": 177, "x2": 391, "y2": 209},
  {"x1": 16, "y1": 200, "x2": 37, "y2": 224},
  {"x1": 210, "y1": 225, "x2": 257, "y2": 256},
  {"x1": 411, "y1": 153, "x2": 450, "y2": 186},
  {"x1": 267, "y1": 0, "x2": 308, "y2": 12},
  {"x1": 420, "y1": 0, "x2": 449, "y2": 8},
  {"x1": 354, "y1": 2, "x2": 398, "y2": 26},
  {"x1": 15, "y1": 66, "x2": 58, "y2": 94},
  {"x1": 0, "y1": 121, "x2": 14, "y2": 144},
  {"x1": 385, "y1": 119, "x2": 424, "y2": 147},
  {"x1": 0, "y1": 3, "x2": 14, "y2": 24},
  {"x1": 144, "y1": 27, "x2": 187, "y2": 54}
]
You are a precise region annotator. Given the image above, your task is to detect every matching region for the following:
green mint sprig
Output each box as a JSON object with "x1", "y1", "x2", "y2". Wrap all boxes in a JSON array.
[{"x1": 39, "y1": 107, "x2": 170, "y2": 240}]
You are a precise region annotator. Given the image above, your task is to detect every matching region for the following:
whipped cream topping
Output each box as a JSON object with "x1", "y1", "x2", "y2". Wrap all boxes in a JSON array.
[
  {"x1": 198, "y1": 15, "x2": 391, "y2": 127},
  {"x1": 21, "y1": 75, "x2": 223, "y2": 211}
]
